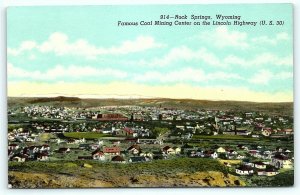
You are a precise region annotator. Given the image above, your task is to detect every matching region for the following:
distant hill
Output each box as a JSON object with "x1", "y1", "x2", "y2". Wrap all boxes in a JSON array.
[
  {"x1": 29, "y1": 96, "x2": 81, "y2": 103},
  {"x1": 8, "y1": 96, "x2": 293, "y2": 116}
]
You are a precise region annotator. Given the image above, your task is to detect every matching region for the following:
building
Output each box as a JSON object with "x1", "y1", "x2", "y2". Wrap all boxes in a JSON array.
[
  {"x1": 92, "y1": 149, "x2": 105, "y2": 161},
  {"x1": 103, "y1": 146, "x2": 121, "y2": 155},
  {"x1": 271, "y1": 154, "x2": 293, "y2": 169},
  {"x1": 94, "y1": 113, "x2": 128, "y2": 121},
  {"x1": 235, "y1": 165, "x2": 254, "y2": 175},
  {"x1": 254, "y1": 162, "x2": 267, "y2": 169},
  {"x1": 262, "y1": 128, "x2": 272, "y2": 136},
  {"x1": 216, "y1": 147, "x2": 226, "y2": 153},
  {"x1": 115, "y1": 128, "x2": 134, "y2": 137},
  {"x1": 127, "y1": 144, "x2": 141, "y2": 155}
]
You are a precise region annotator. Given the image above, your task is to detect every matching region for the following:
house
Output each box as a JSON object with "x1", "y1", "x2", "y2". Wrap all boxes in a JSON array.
[
  {"x1": 17, "y1": 130, "x2": 30, "y2": 137},
  {"x1": 116, "y1": 127, "x2": 134, "y2": 137},
  {"x1": 271, "y1": 154, "x2": 293, "y2": 169},
  {"x1": 257, "y1": 170, "x2": 265, "y2": 176},
  {"x1": 127, "y1": 144, "x2": 141, "y2": 155},
  {"x1": 11, "y1": 154, "x2": 28, "y2": 162},
  {"x1": 41, "y1": 144, "x2": 50, "y2": 151},
  {"x1": 162, "y1": 146, "x2": 175, "y2": 155},
  {"x1": 203, "y1": 150, "x2": 218, "y2": 159},
  {"x1": 111, "y1": 155, "x2": 126, "y2": 163},
  {"x1": 262, "y1": 128, "x2": 272, "y2": 136},
  {"x1": 275, "y1": 147, "x2": 283, "y2": 153},
  {"x1": 225, "y1": 149, "x2": 238, "y2": 159},
  {"x1": 265, "y1": 168, "x2": 279, "y2": 176},
  {"x1": 25, "y1": 137, "x2": 36, "y2": 142},
  {"x1": 103, "y1": 146, "x2": 121, "y2": 155},
  {"x1": 173, "y1": 147, "x2": 181, "y2": 154},
  {"x1": 92, "y1": 149, "x2": 105, "y2": 161},
  {"x1": 254, "y1": 162, "x2": 267, "y2": 169},
  {"x1": 36, "y1": 153, "x2": 49, "y2": 161},
  {"x1": 236, "y1": 154, "x2": 246, "y2": 159},
  {"x1": 257, "y1": 167, "x2": 279, "y2": 176},
  {"x1": 139, "y1": 152, "x2": 153, "y2": 159},
  {"x1": 129, "y1": 156, "x2": 147, "y2": 163},
  {"x1": 227, "y1": 150, "x2": 238, "y2": 155},
  {"x1": 8, "y1": 133, "x2": 16, "y2": 141},
  {"x1": 101, "y1": 128, "x2": 112, "y2": 134},
  {"x1": 162, "y1": 146, "x2": 181, "y2": 154},
  {"x1": 8, "y1": 144, "x2": 19, "y2": 150},
  {"x1": 235, "y1": 165, "x2": 254, "y2": 175},
  {"x1": 283, "y1": 129, "x2": 293, "y2": 135},
  {"x1": 216, "y1": 147, "x2": 226, "y2": 153},
  {"x1": 90, "y1": 144, "x2": 99, "y2": 150}
]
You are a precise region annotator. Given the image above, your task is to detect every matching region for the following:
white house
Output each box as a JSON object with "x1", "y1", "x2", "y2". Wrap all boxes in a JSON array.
[
  {"x1": 235, "y1": 166, "x2": 254, "y2": 175},
  {"x1": 92, "y1": 151, "x2": 106, "y2": 161},
  {"x1": 216, "y1": 147, "x2": 226, "y2": 153},
  {"x1": 173, "y1": 147, "x2": 181, "y2": 154},
  {"x1": 254, "y1": 162, "x2": 267, "y2": 169}
]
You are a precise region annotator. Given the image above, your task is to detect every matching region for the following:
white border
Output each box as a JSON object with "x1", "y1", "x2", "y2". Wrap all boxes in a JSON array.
[{"x1": 0, "y1": 1, "x2": 298, "y2": 195}]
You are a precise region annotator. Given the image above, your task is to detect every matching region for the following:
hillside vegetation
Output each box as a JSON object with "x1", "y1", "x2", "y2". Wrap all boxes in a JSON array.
[{"x1": 8, "y1": 158, "x2": 245, "y2": 188}]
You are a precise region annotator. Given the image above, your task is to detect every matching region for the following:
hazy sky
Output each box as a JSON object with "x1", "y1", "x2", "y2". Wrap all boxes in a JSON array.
[{"x1": 7, "y1": 4, "x2": 293, "y2": 102}]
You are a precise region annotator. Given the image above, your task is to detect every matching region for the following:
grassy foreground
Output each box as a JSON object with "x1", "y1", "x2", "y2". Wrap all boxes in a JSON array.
[
  {"x1": 63, "y1": 132, "x2": 109, "y2": 139},
  {"x1": 8, "y1": 158, "x2": 246, "y2": 188}
]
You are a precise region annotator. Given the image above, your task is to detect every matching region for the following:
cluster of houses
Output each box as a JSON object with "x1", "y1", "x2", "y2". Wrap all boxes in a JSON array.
[
  {"x1": 21, "y1": 106, "x2": 72, "y2": 120},
  {"x1": 9, "y1": 105, "x2": 293, "y2": 140},
  {"x1": 8, "y1": 132, "x2": 294, "y2": 178},
  {"x1": 8, "y1": 105, "x2": 294, "y2": 179},
  {"x1": 215, "y1": 113, "x2": 293, "y2": 138},
  {"x1": 233, "y1": 146, "x2": 293, "y2": 176},
  {"x1": 8, "y1": 144, "x2": 50, "y2": 162}
]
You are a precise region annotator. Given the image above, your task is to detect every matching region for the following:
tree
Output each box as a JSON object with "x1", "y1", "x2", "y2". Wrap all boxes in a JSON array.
[{"x1": 152, "y1": 127, "x2": 169, "y2": 137}]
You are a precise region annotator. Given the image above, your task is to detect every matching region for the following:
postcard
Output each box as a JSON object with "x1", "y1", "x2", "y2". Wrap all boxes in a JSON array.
[{"x1": 7, "y1": 4, "x2": 293, "y2": 188}]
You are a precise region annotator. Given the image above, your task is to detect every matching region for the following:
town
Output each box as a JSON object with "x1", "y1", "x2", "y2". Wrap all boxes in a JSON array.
[{"x1": 8, "y1": 101, "x2": 294, "y2": 185}]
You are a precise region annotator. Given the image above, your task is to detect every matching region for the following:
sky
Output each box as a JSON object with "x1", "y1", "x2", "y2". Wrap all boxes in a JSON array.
[{"x1": 7, "y1": 4, "x2": 293, "y2": 102}]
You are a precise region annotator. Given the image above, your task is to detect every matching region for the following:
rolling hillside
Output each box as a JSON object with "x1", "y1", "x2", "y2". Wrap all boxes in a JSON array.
[{"x1": 8, "y1": 96, "x2": 293, "y2": 115}]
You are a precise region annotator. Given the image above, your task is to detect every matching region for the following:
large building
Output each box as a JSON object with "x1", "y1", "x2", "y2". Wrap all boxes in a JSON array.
[{"x1": 93, "y1": 113, "x2": 128, "y2": 121}]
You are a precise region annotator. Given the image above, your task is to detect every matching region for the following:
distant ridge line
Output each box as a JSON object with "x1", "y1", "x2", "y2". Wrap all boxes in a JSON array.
[{"x1": 7, "y1": 95, "x2": 293, "y2": 104}]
